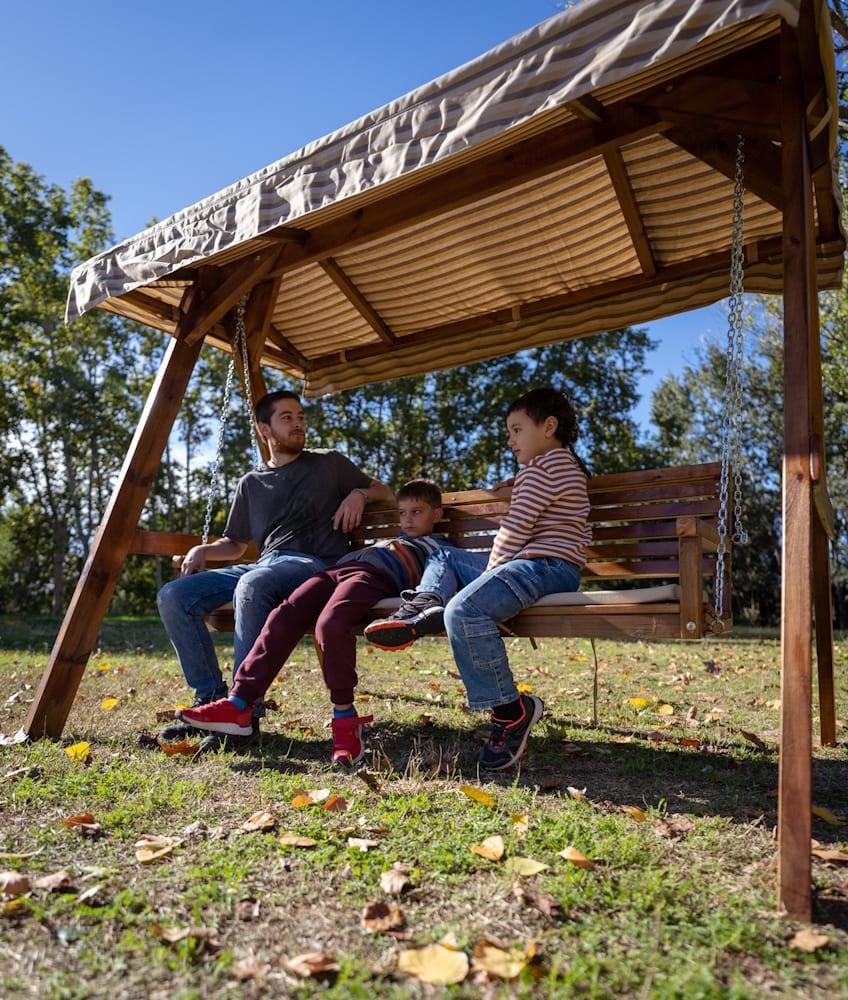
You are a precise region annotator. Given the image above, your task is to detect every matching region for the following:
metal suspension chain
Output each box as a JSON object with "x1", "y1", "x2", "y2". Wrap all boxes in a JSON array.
[
  {"x1": 201, "y1": 295, "x2": 262, "y2": 545},
  {"x1": 713, "y1": 134, "x2": 748, "y2": 623}
]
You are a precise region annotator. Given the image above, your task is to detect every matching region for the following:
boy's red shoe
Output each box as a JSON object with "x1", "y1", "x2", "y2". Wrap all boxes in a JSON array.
[
  {"x1": 179, "y1": 698, "x2": 253, "y2": 737},
  {"x1": 331, "y1": 713, "x2": 373, "y2": 767}
]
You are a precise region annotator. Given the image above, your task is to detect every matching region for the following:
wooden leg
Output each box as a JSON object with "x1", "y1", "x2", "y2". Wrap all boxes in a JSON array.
[
  {"x1": 24, "y1": 334, "x2": 204, "y2": 738},
  {"x1": 777, "y1": 23, "x2": 814, "y2": 922},
  {"x1": 813, "y1": 520, "x2": 836, "y2": 746}
]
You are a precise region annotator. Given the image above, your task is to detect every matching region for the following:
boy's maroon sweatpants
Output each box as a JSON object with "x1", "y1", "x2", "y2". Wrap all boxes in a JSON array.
[{"x1": 230, "y1": 561, "x2": 396, "y2": 705}]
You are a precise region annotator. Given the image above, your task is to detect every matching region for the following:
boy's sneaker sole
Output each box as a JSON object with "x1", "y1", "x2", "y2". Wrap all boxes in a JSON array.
[
  {"x1": 362, "y1": 619, "x2": 416, "y2": 651},
  {"x1": 480, "y1": 695, "x2": 544, "y2": 771}
]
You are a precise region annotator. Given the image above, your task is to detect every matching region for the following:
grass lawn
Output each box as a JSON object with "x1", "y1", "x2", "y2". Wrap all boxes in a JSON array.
[{"x1": 1, "y1": 616, "x2": 847, "y2": 998}]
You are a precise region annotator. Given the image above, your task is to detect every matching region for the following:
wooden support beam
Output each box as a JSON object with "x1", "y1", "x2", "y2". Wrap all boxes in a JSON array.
[
  {"x1": 565, "y1": 95, "x2": 606, "y2": 123},
  {"x1": 24, "y1": 331, "x2": 205, "y2": 738},
  {"x1": 319, "y1": 257, "x2": 395, "y2": 344},
  {"x1": 122, "y1": 290, "x2": 181, "y2": 325},
  {"x1": 665, "y1": 128, "x2": 783, "y2": 211},
  {"x1": 267, "y1": 324, "x2": 311, "y2": 371},
  {"x1": 777, "y1": 22, "x2": 814, "y2": 923},
  {"x1": 603, "y1": 148, "x2": 656, "y2": 276}
]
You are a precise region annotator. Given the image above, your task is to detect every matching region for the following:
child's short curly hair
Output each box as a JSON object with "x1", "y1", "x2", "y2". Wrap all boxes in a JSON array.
[
  {"x1": 397, "y1": 479, "x2": 442, "y2": 508},
  {"x1": 507, "y1": 386, "x2": 579, "y2": 447}
]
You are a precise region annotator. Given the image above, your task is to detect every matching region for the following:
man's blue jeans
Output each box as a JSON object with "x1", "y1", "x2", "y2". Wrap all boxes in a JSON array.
[
  {"x1": 444, "y1": 557, "x2": 581, "y2": 711},
  {"x1": 411, "y1": 545, "x2": 488, "y2": 602},
  {"x1": 156, "y1": 549, "x2": 326, "y2": 701}
]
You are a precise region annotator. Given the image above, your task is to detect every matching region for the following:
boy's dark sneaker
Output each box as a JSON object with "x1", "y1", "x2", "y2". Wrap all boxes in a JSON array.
[
  {"x1": 158, "y1": 688, "x2": 227, "y2": 744},
  {"x1": 194, "y1": 720, "x2": 260, "y2": 758},
  {"x1": 363, "y1": 591, "x2": 445, "y2": 650},
  {"x1": 479, "y1": 694, "x2": 544, "y2": 771},
  {"x1": 178, "y1": 698, "x2": 253, "y2": 737},
  {"x1": 331, "y1": 713, "x2": 373, "y2": 768}
]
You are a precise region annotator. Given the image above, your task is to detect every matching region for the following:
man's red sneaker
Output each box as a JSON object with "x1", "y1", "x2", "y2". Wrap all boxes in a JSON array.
[
  {"x1": 331, "y1": 713, "x2": 373, "y2": 767},
  {"x1": 179, "y1": 698, "x2": 253, "y2": 737}
]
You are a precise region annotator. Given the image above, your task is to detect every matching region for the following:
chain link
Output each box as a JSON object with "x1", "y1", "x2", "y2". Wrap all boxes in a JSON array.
[
  {"x1": 713, "y1": 135, "x2": 748, "y2": 623},
  {"x1": 200, "y1": 295, "x2": 262, "y2": 544}
]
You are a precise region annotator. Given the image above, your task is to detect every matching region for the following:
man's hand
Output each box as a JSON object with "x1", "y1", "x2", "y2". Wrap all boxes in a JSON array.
[
  {"x1": 180, "y1": 545, "x2": 208, "y2": 576},
  {"x1": 332, "y1": 489, "x2": 367, "y2": 533}
]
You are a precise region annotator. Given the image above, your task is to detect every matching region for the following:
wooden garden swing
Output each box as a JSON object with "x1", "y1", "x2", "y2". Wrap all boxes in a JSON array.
[{"x1": 21, "y1": 0, "x2": 843, "y2": 921}]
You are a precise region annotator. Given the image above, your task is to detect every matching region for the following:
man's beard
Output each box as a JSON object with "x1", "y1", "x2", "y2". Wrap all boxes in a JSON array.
[{"x1": 273, "y1": 435, "x2": 304, "y2": 456}]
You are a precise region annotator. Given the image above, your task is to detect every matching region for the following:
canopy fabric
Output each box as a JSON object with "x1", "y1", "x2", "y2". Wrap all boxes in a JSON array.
[{"x1": 65, "y1": 0, "x2": 844, "y2": 397}]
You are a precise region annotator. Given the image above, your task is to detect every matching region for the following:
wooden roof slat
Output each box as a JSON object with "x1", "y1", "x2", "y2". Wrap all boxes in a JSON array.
[{"x1": 603, "y1": 148, "x2": 657, "y2": 277}]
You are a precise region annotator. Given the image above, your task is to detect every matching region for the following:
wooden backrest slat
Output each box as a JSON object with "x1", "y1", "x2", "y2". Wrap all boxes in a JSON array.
[
  {"x1": 589, "y1": 499, "x2": 719, "y2": 523},
  {"x1": 587, "y1": 461, "x2": 722, "y2": 491},
  {"x1": 589, "y1": 480, "x2": 719, "y2": 507}
]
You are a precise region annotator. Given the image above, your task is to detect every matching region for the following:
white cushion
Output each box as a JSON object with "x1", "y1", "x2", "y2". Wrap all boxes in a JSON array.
[{"x1": 370, "y1": 583, "x2": 679, "y2": 612}]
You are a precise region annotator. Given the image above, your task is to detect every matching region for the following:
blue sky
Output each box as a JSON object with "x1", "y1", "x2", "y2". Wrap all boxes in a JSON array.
[{"x1": 2, "y1": 0, "x2": 721, "y2": 431}]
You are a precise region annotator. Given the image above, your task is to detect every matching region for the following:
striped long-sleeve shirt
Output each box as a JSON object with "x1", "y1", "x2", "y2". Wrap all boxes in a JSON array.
[
  {"x1": 336, "y1": 534, "x2": 444, "y2": 590},
  {"x1": 488, "y1": 447, "x2": 591, "y2": 569}
]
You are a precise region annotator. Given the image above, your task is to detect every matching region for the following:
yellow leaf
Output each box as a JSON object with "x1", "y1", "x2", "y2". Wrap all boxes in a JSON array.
[
  {"x1": 278, "y1": 833, "x2": 317, "y2": 847},
  {"x1": 621, "y1": 806, "x2": 647, "y2": 823},
  {"x1": 511, "y1": 813, "x2": 529, "y2": 836},
  {"x1": 2, "y1": 898, "x2": 28, "y2": 916},
  {"x1": 459, "y1": 784, "x2": 496, "y2": 808},
  {"x1": 559, "y1": 846, "x2": 596, "y2": 870},
  {"x1": 469, "y1": 835, "x2": 504, "y2": 861},
  {"x1": 569, "y1": 655, "x2": 589, "y2": 663},
  {"x1": 64, "y1": 741, "x2": 90, "y2": 763},
  {"x1": 658, "y1": 704, "x2": 674, "y2": 716},
  {"x1": 472, "y1": 940, "x2": 528, "y2": 980},
  {"x1": 504, "y1": 857, "x2": 548, "y2": 876},
  {"x1": 516, "y1": 683, "x2": 533, "y2": 694},
  {"x1": 627, "y1": 697, "x2": 649, "y2": 710},
  {"x1": 357, "y1": 693, "x2": 372, "y2": 701},
  {"x1": 290, "y1": 793, "x2": 314, "y2": 809},
  {"x1": 812, "y1": 805, "x2": 845, "y2": 826},
  {"x1": 100, "y1": 698, "x2": 119, "y2": 711},
  {"x1": 96, "y1": 663, "x2": 111, "y2": 672},
  {"x1": 397, "y1": 943, "x2": 469, "y2": 985}
]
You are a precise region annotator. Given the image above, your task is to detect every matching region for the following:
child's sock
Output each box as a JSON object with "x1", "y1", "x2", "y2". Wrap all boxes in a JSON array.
[
  {"x1": 333, "y1": 705, "x2": 357, "y2": 719},
  {"x1": 228, "y1": 695, "x2": 249, "y2": 710},
  {"x1": 492, "y1": 696, "x2": 524, "y2": 723}
]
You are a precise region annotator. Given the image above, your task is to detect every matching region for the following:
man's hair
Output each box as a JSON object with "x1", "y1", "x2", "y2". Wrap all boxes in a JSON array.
[
  {"x1": 397, "y1": 479, "x2": 442, "y2": 508},
  {"x1": 255, "y1": 390, "x2": 303, "y2": 426},
  {"x1": 507, "y1": 386, "x2": 579, "y2": 447}
]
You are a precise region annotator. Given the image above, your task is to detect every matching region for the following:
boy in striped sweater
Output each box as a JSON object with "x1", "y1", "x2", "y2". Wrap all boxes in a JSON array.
[{"x1": 179, "y1": 480, "x2": 445, "y2": 766}]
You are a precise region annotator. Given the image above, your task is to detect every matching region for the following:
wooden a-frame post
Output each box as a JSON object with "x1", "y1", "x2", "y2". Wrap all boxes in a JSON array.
[{"x1": 23, "y1": 312, "x2": 206, "y2": 738}]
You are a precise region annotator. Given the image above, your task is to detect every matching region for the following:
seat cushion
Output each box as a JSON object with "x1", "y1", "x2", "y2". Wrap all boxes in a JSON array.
[{"x1": 370, "y1": 583, "x2": 680, "y2": 612}]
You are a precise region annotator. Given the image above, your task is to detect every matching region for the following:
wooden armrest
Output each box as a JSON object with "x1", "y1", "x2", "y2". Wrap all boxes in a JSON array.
[{"x1": 676, "y1": 516, "x2": 718, "y2": 552}]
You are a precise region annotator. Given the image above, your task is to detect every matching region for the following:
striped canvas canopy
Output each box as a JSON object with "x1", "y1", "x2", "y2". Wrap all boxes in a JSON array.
[{"x1": 66, "y1": 0, "x2": 844, "y2": 397}]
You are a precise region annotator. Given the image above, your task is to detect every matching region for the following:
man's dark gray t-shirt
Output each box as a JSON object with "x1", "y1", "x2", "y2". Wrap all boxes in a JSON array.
[{"x1": 223, "y1": 450, "x2": 372, "y2": 563}]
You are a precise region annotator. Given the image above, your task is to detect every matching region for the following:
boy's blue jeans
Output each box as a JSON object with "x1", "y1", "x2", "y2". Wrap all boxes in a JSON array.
[
  {"x1": 411, "y1": 545, "x2": 488, "y2": 602},
  {"x1": 156, "y1": 549, "x2": 326, "y2": 701},
  {"x1": 444, "y1": 556, "x2": 581, "y2": 711}
]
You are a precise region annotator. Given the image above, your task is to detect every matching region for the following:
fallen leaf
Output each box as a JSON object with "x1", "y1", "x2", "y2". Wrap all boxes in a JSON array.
[
  {"x1": 658, "y1": 703, "x2": 674, "y2": 716},
  {"x1": 3, "y1": 765, "x2": 42, "y2": 783},
  {"x1": 645, "y1": 730, "x2": 671, "y2": 742},
  {"x1": 279, "y1": 833, "x2": 318, "y2": 847},
  {"x1": 323, "y1": 795, "x2": 348, "y2": 813},
  {"x1": 812, "y1": 805, "x2": 845, "y2": 826},
  {"x1": 397, "y1": 942, "x2": 469, "y2": 985},
  {"x1": 77, "y1": 884, "x2": 106, "y2": 906},
  {"x1": 470, "y1": 835, "x2": 504, "y2": 861},
  {"x1": 472, "y1": 939, "x2": 528, "y2": 980},
  {"x1": 290, "y1": 793, "x2": 314, "y2": 809},
  {"x1": 159, "y1": 738, "x2": 198, "y2": 757},
  {"x1": 512, "y1": 879, "x2": 563, "y2": 918},
  {"x1": 134, "y1": 834, "x2": 182, "y2": 864},
  {"x1": 33, "y1": 870, "x2": 74, "y2": 892},
  {"x1": 100, "y1": 698, "x2": 119, "y2": 711},
  {"x1": 0, "y1": 852, "x2": 36, "y2": 862},
  {"x1": 459, "y1": 785, "x2": 496, "y2": 808},
  {"x1": 812, "y1": 847, "x2": 848, "y2": 863},
  {"x1": 380, "y1": 864, "x2": 411, "y2": 896},
  {"x1": 621, "y1": 805, "x2": 647, "y2": 823},
  {"x1": 740, "y1": 730, "x2": 768, "y2": 751},
  {"x1": 516, "y1": 683, "x2": 533, "y2": 694},
  {"x1": 567, "y1": 786, "x2": 587, "y2": 801},
  {"x1": 558, "y1": 846, "x2": 595, "y2": 870},
  {"x1": 152, "y1": 924, "x2": 219, "y2": 947},
  {"x1": 679, "y1": 738, "x2": 701, "y2": 748},
  {"x1": 788, "y1": 928, "x2": 829, "y2": 953},
  {"x1": 63, "y1": 812, "x2": 97, "y2": 829},
  {"x1": 627, "y1": 697, "x2": 649, "y2": 710},
  {"x1": 64, "y1": 741, "x2": 90, "y2": 763},
  {"x1": 361, "y1": 899, "x2": 405, "y2": 934},
  {"x1": 1, "y1": 898, "x2": 29, "y2": 917},
  {"x1": 0, "y1": 870, "x2": 31, "y2": 897},
  {"x1": 241, "y1": 810, "x2": 276, "y2": 832},
  {"x1": 230, "y1": 956, "x2": 270, "y2": 981},
  {"x1": 504, "y1": 857, "x2": 549, "y2": 876},
  {"x1": 234, "y1": 898, "x2": 260, "y2": 921},
  {"x1": 652, "y1": 815, "x2": 695, "y2": 838},
  {"x1": 511, "y1": 813, "x2": 529, "y2": 836},
  {"x1": 347, "y1": 837, "x2": 380, "y2": 852},
  {"x1": 286, "y1": 952, "x2": 340, "y2": 977}
]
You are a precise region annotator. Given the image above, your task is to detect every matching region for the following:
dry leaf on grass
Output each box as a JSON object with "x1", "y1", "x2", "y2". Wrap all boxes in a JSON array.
[
  {"x1": 62, "y1": 813, "x2": 103, "y2": 836},
  {"x1": 361, "y1": 900, "x2": 405, "y2": 934},
  {"x1": 159, "y1": 739, "x2": 198, "y2": 758},
  {"x1": 511, "y1": 813, "x2": 529, "y2": 835},
  {"x1": 470, "y1": 835, "x2": 505, "y2": 861},
  {"x1": 658, "y1": 704, "x2": 675, "y2": 716},
  {"x1": 512, "y1": 879, "x2": 563, "y2": 918},
  {"x1": 811, "y1": 847, "x2": 848, "y2": 863},
  {"x1": 558, "y1": 846, "x2": 596, "y2": 870},
  {"x1": 152, "y1": 924, "x2": 219, "y2": 948},
  {"x1": 0, "y1": 870, "x2": 31, "y2": 897},
  {"x1": 279, "y1": 833, "x2": 318, "y2": 847},
  {"x1": 286, "y1": 952, "x2": 340, "y2": 978},
  {"x1": 234, "y1": 898, "x2": 260, "y2": 921},
  {"x1": 812, "y1": 805, "x2": 845, "y2": 826},
  {"x1": 134, "y1": 834, "x2": 182, "y2": 864},
  {"x1": 241, "y1": 810, "x2": 276, "y2": 832},
  {"x1": 472, "y1": 939, "x2": 532, "y2": 980},
  {"x1": 679, "y1": 738, "x2": 701, "y2": 748},
  {"x1": 77, "y1": 884, "x2": 106, "y2": 906},
  {"x1": 0, "y1": 852, "x2": 36, "y2": 862},
  {"x1": 323, "y1": 795, "x2": 348, "y2": 812},
  {"x1": 627, "y1": 697, "x2": 649, "y2": 710},
  {"x1": 380, "y1": 864, "x2": 411, "y2": 896},
  {"x1": 100, "y1": 698, "x2": 119, "y2": 711},
  {"x1": 621, "y1": 806, "x2": 647, "y2": 823},
  {"x1": 64, "y1": 741, "x2": 90, "y2": 763},
  {"x1": 459, "y1": 784, "x2": 496, "y2": 808},
  {"x1": 567, "y1": 786, "x2": 587, "y2": 801},
  {"x1": 739, "y1": 730, "x2": 768, "y2": 751},
  {"x1": 788, "y1": 928, "x2": 829, "y2": 953},
  {"x1": 347, "y1": 837, "x2": 380, "y2": 852},
  {"x1": 516, "y1": 683, "x2": 533, "y2": 694},
  {"x1": 230, "y1": 956, "x2": 270, "y2": 981},
  {"x1": 397, "y1": 942, "x2": 469, "y2": 985},
  {"x1": 290, "y1": 787, "x2": 330, "y2": 808},
  {"x1": 33, "y1": 870, "x2": 74, "y2": 892},
  {"x1": 504, "y1": 857, "x2": 549, "y2": 876}
]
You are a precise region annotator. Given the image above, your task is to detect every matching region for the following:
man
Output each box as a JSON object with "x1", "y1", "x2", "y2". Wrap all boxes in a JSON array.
[{"x1": 157, "y1": 389, "x2": 392, "y2": 752}]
